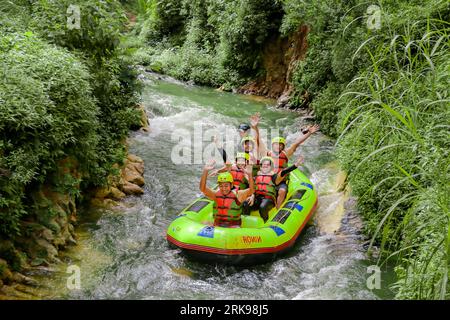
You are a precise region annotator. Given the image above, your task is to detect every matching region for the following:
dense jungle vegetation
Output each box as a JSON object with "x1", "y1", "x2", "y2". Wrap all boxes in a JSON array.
[{"x1": 0, "y1": 0, "x2": 141, "y2": 263}]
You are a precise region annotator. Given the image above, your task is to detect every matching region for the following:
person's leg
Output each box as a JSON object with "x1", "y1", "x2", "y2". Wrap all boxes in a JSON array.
[
  {"x1": 242, "y1": 195, "x2": 260, "y2": 215},
  {"x1": 276, "y1": 182, "x2": 288, "y2": 209},
  {"x1": 242, "y1": 199, "x2": 251, "y2": 215},
  {"x1": 259, "y1": 198, "x2": 275, "y2": 222}
]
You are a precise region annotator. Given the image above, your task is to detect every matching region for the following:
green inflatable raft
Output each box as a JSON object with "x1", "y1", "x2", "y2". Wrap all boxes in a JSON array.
[{"x1": 166, "y1": 167, "x2": 318, "y2": 265}]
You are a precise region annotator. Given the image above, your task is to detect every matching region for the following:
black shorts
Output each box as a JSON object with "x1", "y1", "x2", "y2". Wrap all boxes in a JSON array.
[{"x1": 275, "y1": 182, "x2": 288, "y2": 192}]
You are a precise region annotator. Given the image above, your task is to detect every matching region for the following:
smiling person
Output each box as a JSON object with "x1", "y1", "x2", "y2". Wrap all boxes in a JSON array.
[
  {"x1": 213, "y1": 113, "x2": 260, "y2": 164},
  {"x1": 243, "y1": 156, "x2": 304, "y2": 222},
  {"x1": 254, "y1": 122, "x2": 320, "y2": 208},
  {"x1": 200, "y1": 159, "x2": 254, "y2": 227},
  {"x1": 209, "y1": 152, "x2": 250, "y2": 191}
]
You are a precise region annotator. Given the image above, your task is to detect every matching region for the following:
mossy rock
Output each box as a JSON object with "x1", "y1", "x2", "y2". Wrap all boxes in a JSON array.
[
  {"x1": 0, "y1": 259, "x2": 13, "y2": 284},
  {"x1": 0, "y1": 241, "x2": 26, "y2": 272}
]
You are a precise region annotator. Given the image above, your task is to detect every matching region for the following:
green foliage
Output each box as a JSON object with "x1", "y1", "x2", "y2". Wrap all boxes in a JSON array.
[
  {"x1": 336, "y1": 14, "x2": 450, "y2": 299},
  {"x1": 131, "y1": 0, "x2": 283, "y2": 87},
  {"x1": 0, "y1": 33, "x2": 98, "y2": 236},
  {"x1": 0, "y1": 0, "x2": 142, "y2": 238},
  {"x1": 282, "y1": 0, "x2": 449, "y2": 300}
]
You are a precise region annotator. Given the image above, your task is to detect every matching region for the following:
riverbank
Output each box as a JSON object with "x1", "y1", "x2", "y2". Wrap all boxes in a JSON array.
[
  {"x1": 0, "y1": 1, "x2": 146, "y2": 299},
  {"x1": 0, "y1": 126, "x2": 149, "y2": 300}
]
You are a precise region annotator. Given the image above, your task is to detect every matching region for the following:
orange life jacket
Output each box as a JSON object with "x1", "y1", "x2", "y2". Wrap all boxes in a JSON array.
[
  {"x1": 213, "y1": 190, "x2": 242, "y2": 226},
  {"x1": 230, "y1": 166, "x2": 248, "y2": 190},
  {"x1": 268, "y1": 150, "x2": 289, "y2": 174},
  {"x1": 255, "y1": 174, "x2": 276, "y2": 201}
]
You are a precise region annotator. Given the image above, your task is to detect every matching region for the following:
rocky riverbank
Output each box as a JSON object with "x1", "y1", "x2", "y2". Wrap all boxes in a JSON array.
[{"x1": 0, "y1": 105, "x2": 149, "y2": 300}]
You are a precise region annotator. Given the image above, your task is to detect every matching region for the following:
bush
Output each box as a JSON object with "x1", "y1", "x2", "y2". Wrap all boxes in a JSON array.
[
  {"x1": 0, "y1": 32, "x2": 98, "y2": 236},
  {"x1": 0, "y1": 0, "x2": 143, "y2": 238},
  {"x1": 336, "y1": 15, "x2": 450, "y2": 299}
]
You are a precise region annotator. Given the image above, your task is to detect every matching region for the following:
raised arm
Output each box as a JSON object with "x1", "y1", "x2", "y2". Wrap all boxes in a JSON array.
[
  {"x1": 200, "y1": 159, "x2": 217, "y2": 200},
  {"x1": 209, "y1": 162, "x2": 232, "y2": 177},
  {"x1": 274, "y1": 156, "x2": 304, "y2": 185},
  {"x1": 250, "y1": 112, "x2": 268, "y2": 158},
  {"x1": 237, "y1": 165, "x2": 254, "y2": 202},
  {"x1": 284, "y1": 124, "x2": 320, "y2": 158}
]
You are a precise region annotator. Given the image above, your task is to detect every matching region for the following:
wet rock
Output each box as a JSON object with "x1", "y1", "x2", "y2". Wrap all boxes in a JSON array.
[
  {"x1": 127, "y1": 160, "x2": 145, "y2": 176},
  {"x1": 30, "y1": 258, "x2": 50, "y2": 267},
  {"x1": 122, "y1": 181, "x2": 144, "y2": 195},
  {"x1": 12, "y1": 272, "x2": 38, "y2": 287},
  {"x1": 110, "y1": 187, "x2": 126, "y2": 200},
  {"x1": 127, "y1": 154, "x2": 144, "y2": 164},
  {"x1": 122, "y1": 167, "x2": 145, "y2": 186},
  {"x1": 94, "y1": 186, "x2": 126, "y2": 200},
  {"x1": 0, "y1": 260, "x2": 14, "y2": 284}
]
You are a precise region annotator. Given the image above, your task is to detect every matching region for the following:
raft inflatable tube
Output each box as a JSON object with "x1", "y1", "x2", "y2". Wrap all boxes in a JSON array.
[{"x1": 166, "y1": 167, "x2": 318, "y2": 265}]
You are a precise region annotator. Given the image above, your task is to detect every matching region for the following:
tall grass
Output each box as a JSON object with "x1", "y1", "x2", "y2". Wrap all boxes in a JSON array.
[{"x1": 336, "y1": 18, "x2": 449, "y2": 299}]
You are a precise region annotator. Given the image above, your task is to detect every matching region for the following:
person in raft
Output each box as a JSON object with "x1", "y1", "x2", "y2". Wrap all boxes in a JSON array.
[
  {"x1": 214, "y1": 113, "x2": 260, "y2": 163},
  {"x1": 200, "y1": 159, "x2": 254, "y2": 227},
  {"x1": 242, "y1": 155, "x2": 305, "y2": 222},
  {"x1": 209, "y1": 152, "x2": 250, "y2": 191},
  {"x1": 254, "y1": 122, "x2": 320, "y2": 209}
]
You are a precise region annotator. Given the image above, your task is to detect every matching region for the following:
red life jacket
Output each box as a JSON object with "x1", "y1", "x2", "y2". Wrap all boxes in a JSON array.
[
  {"x1": 255, "y1": 174, "x2": 276, "y2": 201},
  {"x1": 213, "y1": 190, "x2": 242, "y2": 227},
  {"x1": 230, "y1": 166, "x2": 247, "y2": 190},
  {"x1": 268, "y1": 150, "x2": 289, "y2": 173},
  {"x1": 245, "y1": 151, "x2": 260, "y2": 176}
]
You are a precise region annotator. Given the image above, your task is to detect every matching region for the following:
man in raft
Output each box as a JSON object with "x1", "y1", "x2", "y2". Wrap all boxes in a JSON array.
[
  {"x1": 214, "y1": 113, "x2": 260, "y2": 163},
  {"x1": 243, "y1": 156, "x2": 305, "y2": 222},
  {"x1": 255, "y1": 122, "x2": 320, "y2": 209},
  {"x1": 200, "y1": 159, "x2": 254, "y2": 227},
  {"x1": 209, "y1": 152, "x2": 250, "y2": 191}
]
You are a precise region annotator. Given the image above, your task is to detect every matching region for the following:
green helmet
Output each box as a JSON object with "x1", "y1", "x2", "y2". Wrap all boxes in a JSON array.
[
  {"x1": 217, "y1": 172, "x2": 234, "y2": 184},
  {"x1": 241, "y1": 136, "x2": 255, "y2": 145},
  {"x1": 260, "y1": 156, "x2": 274, "y2": 167},
  {"x1": 271, "y1": 137, "x2": 286, "y2": 146},
  {"x1": 236, "y1": 152, "x2": 250, "y2": 162}
]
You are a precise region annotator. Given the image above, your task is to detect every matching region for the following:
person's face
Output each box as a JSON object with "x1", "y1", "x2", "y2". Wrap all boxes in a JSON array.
[
  {"x1": 239, "y1": 130, "x2": 248, "y2": 138},
  {"x1": 243, "y1": 141, "x2": 254, "y2": 152},
  {"x1": 261, "y1": 160, "x2": 272, "y2": 174},
  {"x1": 272, "y1": 142, "x2": 284, "y2": 153},
  {"x1": 218, "y1": 182, "x2": 232, "y2": 194},
  {"x1": 236, "y1": 158, "x2": 246, "y2": 169}
]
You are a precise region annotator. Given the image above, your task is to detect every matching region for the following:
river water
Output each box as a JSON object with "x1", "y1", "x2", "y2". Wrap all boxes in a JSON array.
[{"x1": 32, "y1": 72, "x2": 394, "y2": 300}]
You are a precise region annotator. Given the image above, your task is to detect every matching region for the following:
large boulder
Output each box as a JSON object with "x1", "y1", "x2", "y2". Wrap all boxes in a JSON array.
[
  {"x1": 122, "y1": 181, "x2": 144, "y2": 195},
  {"x1": 122, "y1": 167, "x2": 145, "y2": 186}
]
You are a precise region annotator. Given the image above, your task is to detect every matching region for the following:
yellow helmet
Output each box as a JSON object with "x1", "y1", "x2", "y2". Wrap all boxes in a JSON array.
[
  {"x1": 259, "y1": 156, "x2": 274, "y2": 167},
  {"x1": 217, "y1": 172, "x2": 234, "y2": 184},
  {"x1": 241, "y1": 136, "x2": 255, "y2": 145},
  {"x1": 271, "y1": 137, "x2": 286, "y2": 146},
  {"x1": 235, "y1": 152, "x2": 250, "y2": 162}
]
